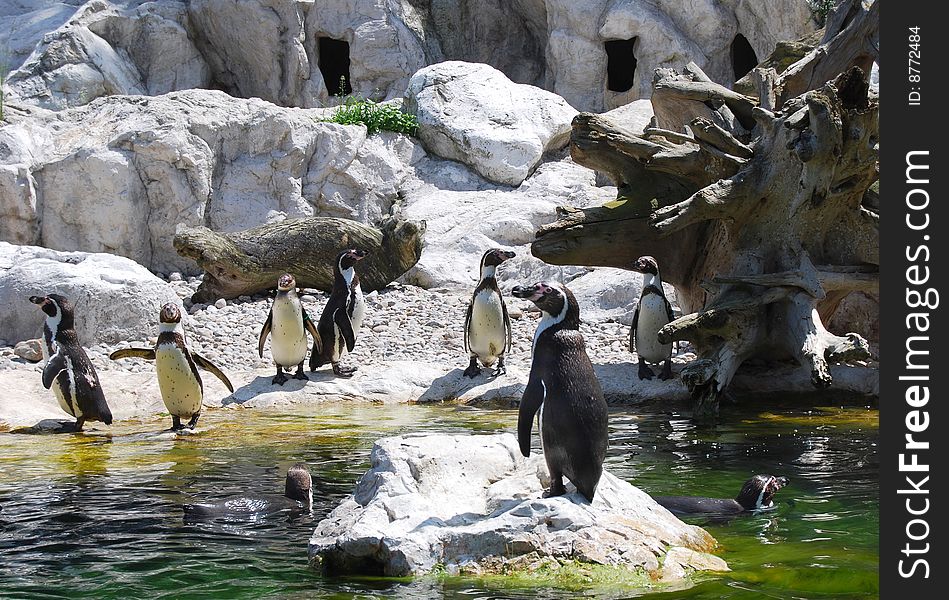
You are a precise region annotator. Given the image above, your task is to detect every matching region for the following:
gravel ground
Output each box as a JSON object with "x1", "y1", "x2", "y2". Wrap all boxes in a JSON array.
[{"x1": 0, "y1": 275, "x2": 639, "y2": 378}]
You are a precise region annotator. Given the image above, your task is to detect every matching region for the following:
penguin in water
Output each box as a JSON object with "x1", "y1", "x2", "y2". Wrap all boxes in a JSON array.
[
  {"x1": 309, "y1": 249, "x2": 367, "y2": 377},
  {"x1": 511, "y1": 281, "x2": 609, "y2": 502},
  {"x1": 630, "y1": 255, "x2": 675, "y2": 380},
  {"x1": 654, "y1": 474, "x2": 789, "y2": 517},
  {"x1": 259, "y1": 273, "x2": 322, "y2": 385},
  {"x1": 110, "y1": 302, "x2": 234, "y2": 431},
  {"x1": 29, "y1": 294, "x2": 113, "y2": 432},
  {"x1": 463, "y1": 248, "x2": 516, "y2": 378},
  {"x1": 183, "y1": 463, "x2": 313, "y2": 519}
]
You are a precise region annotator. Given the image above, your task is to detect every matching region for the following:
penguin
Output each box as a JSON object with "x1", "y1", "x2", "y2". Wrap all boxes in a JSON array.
[
  {"x1": 309, "y1": 249, "x2": 367, "y2": 377},
  {"x1": 463, "y1": 248, "x2": 516, "y2": 378},
  {"x1": 29, "y1": 294, "x2": 113, "y2": 432},
  {"x1": 183, "y1": 463, "x2": 313, "y2": 519},
  {"x1": 110, "y1": 302, "x2": 234, "y2": 430},
  {"x1": 629, "y1": 255, "x2": 675, "y2": 380},
  {"x1": 511, "y1": 281, "x2": 609, "y2": 502},
  {"x1": 259, "y1": 273, "x2": 322, "y2": 385},
  {"x1": 654, "y1": 474, "x2": 789, "y2": 517}
]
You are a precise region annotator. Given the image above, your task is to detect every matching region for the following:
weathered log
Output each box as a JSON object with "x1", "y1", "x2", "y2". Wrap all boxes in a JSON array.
[
  {"x1": 173, "y1": 216, "x2": 426, "y2": 302},
  {"x1": 533, "y1": 1, "x2": 877, "y2": 421}
]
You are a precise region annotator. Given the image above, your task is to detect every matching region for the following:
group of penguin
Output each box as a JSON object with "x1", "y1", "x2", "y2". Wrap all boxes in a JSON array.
[{"x1": 29, "y1": 246, "x2": 786, "y2": 516}]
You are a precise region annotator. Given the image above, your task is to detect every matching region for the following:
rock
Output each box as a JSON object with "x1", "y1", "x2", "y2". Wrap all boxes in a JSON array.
[
  {"x1": 214, "y1": 298, "x2": 227, "y2": 309},
  {"x1": 0, "y1": 91, "x2": 419, "y2": 273},
  {"x1": 405, "y1": 61, "x2": 578, "y2": 186},
  {"x1": 0, "y1": 241, "x2": 179, "y2": 345},
  {"x1": 308, "y1": 433, "x2": 727, "y2": 581},
  {"x1": 13, "y1": 339, "x2": 44, "y2": 362}
]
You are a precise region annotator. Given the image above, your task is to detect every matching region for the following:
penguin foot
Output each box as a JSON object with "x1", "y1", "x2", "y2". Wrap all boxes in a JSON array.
[
  {"x1": 272, "y1": 372, "x2": 289, "y2": 385},
  {"x1": 170, "y1": 416, "x2": 184, "y2": 431},
  {"x1": 187, "y1": 413, "x2": 201, "y2": 429},
  {"x1": 293, "y1": 364, "x2": 309, "y2": 381},
  {"x1": 492, "y1": 358, "x2": 506, "y2": 378},
  {"x1": 638, "y1": 360, "x2": 655, "y2": 380},
  {"x1": 659, "y1": 360, "x2": 674, "y2": 381},
  {"x1": 332, "y1": 364, "x2": 357, "y2": 378},
  {"x1": 543, "y1": 478, "x2": 567, "y2": 498},
  {"x1": 463, "y1": 360, "x2": 481, "y2": 378}
]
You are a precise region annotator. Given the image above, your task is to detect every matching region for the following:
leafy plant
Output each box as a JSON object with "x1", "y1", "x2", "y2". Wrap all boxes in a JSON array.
[
  {"x1": 325, "y1": 77, "x2": 419, "y2": 136},
  {"x1": 806, "y1": 0, "x2": 837, "y2": 26}
]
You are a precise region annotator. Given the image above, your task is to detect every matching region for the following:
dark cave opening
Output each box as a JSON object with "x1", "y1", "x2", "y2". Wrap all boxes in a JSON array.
[
  {"x1": 730, "y1": 33, "x2": 759, "y2": 81},
  {"x1": 319, "y1": 37, "x2": 352, "y2": 96},
  {"x1": 605, "y1": 37, "x2": 638, "y2": 93}
]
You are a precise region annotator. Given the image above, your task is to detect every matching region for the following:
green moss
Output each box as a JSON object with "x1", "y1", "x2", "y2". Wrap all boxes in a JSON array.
[{"x1": 432, "y1": 559, "x2": 663, "y2": 593}]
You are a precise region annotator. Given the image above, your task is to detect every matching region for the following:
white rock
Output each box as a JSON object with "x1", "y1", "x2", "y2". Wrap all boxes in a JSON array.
[
  {"x1": 214, "y1": 298, "x2": 227, "y2": 309},
  {"x1": 0, "y1": 241, "x2": 180, "y2": 345},
  {"x1": 13, "y1": 338, "x2": 44, "y2": 362},
  {"x1": 308, "y1": 433, "x2": 727, "y2": 579},
  {"x1": 406, "y1": 61, "x2": 578, "y2": 186}
]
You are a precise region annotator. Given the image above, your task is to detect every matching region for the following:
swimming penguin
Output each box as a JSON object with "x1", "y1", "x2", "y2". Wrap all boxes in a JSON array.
[
  {"x1": 630, "y1": 255, "x2": 675, "y2": 380},
  {"x1": 259, "y1": 273, "x2": 322, "y2": 385},
  {"x1": 511, "y1": 281, "x2": 609, "y2": 502},
  {"x1": 110, "y1": 302, "x2": 234, "y2": 430},
  {"x1": 463, "y1": 248, "x2": 516, "y2": 378},
  {"x1": 183, "y1": 463, "x2": 313, "y2": 519},
  {"x1": 654, "y1": 474, "x2": 789, "y2": 517},
  {"x1": 29, "y1": 294, "x2": 113, "y2": 432},
  {"x1": 309, "y1": 249, "x2": 367, "y2": 377}
]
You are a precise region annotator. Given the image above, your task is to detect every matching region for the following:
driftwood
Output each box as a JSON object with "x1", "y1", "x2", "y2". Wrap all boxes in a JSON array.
[
  {"x1": 174, "y1": 216, "x2": 426, "y2": 302},
  {"x1": 532, "y1": 0, "x2": 878, "y2": 421}
]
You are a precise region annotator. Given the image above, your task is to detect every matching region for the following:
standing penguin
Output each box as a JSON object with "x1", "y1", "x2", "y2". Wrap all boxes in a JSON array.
[
  {"x1": 463, "y1": 248, "x2": 516, "y2": 378},
  {"x1": 310, "y1": 249, "x2": 367, "y2": 377},
  {"x1": 29, "y1": 294, "x2": 113, "y2": 432},
  {"x1": 110, "y1": 302, "x2": 234, "y2": 430},
  {"x1": 259, "y1": 273, "x2": 322, "y2": 385},
  {"x1": 630, "y1": 255, "x2": 675, "y2": 380},
  {"x1": 511, "y1": 281, "x2": 609, "y2": 502}
]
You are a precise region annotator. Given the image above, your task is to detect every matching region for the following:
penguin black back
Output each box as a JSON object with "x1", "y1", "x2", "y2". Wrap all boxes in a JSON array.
[
  {"x1": 512, "y1": 282, "x2": 608, "y2": 502},
  {"x1": 654, "y1": 475, "x2": 788, "y2": 517}
]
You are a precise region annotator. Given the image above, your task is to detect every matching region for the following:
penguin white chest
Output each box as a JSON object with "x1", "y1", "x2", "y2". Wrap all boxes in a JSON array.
[
  {"x1": 468, "y1": 289, "x2": 506, "y2": 364},
  {"x1": 635, "y1": 294, "x2": 672, "y2": 363},
  {"x1": 49, "y1": 355, "x2": 80, "y2": 418},
  {"x1": 271, "y1": 297, "x2": 308, "y2": 366},
  {"x1": 155, "y1": 344, "x2": 202, "y2": 417},
  {"x1": 349, "y1": 285, "x2": 366, "y2": 336}
]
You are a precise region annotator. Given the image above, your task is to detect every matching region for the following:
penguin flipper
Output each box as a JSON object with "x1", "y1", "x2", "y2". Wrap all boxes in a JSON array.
[
  {"x1": 192, "y1": 353, "x2": 235, "y2": 393},
  {"x1": 41, "y1": 352, "x2": 68, "y2": 390},
  {"x1": 302, "y1": 307, "x2": 322, "y2": 355},
  {"x1": 333, "y1": 308, "x2": 356, "y2": 352},
  {"x1": 463, "y1": 297, "x2": 473, "y2": 353},
  {"x1": 258, "y1": 310, "x2": 273, "y2": 358},
  {"x1": 630, "y1": 305, "x2": 640, "y2": 353},
  {"x1": 109, "y1": 348, "x2": 156, "y2": 361},
  {"x1": 501, "y1": 295, "x2": 512, "y2": 353},
  {"x1": 517, "y1": 375, "x2": 544, "y2": 457},
  {"x1": 664, "y1": 295, "x2": 675, "y2": 324}
]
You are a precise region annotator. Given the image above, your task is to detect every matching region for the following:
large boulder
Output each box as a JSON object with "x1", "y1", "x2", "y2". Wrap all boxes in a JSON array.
[
  {"x1": 0, "y1": 242, "x2": 179, "y2": 345},
  {"x1": 309, "y1": 433, "x2": 727, "y2": 582},
  {"x1": 0, "y1": 90, "x2": 422, "y2": 273},
  {"x1": 405, "y1": 61, "x2": 577, "y2": 186}
]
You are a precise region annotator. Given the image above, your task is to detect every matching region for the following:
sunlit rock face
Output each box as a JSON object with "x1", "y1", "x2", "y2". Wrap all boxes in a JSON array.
[{"x1": 308, "y1": 433, "x2": 727, "y2": 580}]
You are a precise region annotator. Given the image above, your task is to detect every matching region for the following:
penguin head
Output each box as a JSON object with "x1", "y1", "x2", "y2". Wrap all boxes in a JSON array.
[
  {"x1": 631, "y1": 255, "x2": 660, "y2": 275},
  {"x1": 735, "y1": 474, "x2": 789, "y2": 510},
  {"x1": 480, "y1": 248, "x2": 516, "y2": 270},
  {"x1": 285, "y1": 462, "x2": 313, "y2": 508},
  {"x1": 511, "y1": 281, "x2": 580, "y2": 328},
  {"x1": 159, "y1": 302, "x2": 182, "y2": 324},
  {"x1": 277, "y1": 273, "x2": 296, "y2": 292},
  {"x1": 29, "y1": 294, "x2": 74, "y2": 326},
  {"x1": 337, "y1": 249, "x2": 367, "y2": 272}
]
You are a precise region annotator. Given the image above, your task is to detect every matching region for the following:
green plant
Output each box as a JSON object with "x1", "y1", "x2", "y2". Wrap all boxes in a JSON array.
[
  {"x1": 806, "y1": 0, "x2": 837, "y2": 26},
  {"x1": 325, "y1": 77, "x2": 419, "y2": 136}
]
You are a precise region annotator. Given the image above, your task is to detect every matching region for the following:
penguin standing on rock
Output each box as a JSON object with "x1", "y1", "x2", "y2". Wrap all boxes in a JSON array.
[
  {"x1": 110, "y1": 302, "x2": 233, "y2": 430},
  {"x1": 310, "y1": 249, "x2": 367, "y2": 377},
  {"x1": 463, "y1": 248, "x2": 515, "y2": 378},
  {"x1": 259, "y1": 273, "x2": 322, "y2": 385},
  {"x1": 511, "y1": 281, "x2": 609, "y2": 502},
  {"x1": 630, "y1": 255, "x2": 675, "y2": 380},
  {"x1": 29, "y1": 294, "x2": 113, "y2": 432}
]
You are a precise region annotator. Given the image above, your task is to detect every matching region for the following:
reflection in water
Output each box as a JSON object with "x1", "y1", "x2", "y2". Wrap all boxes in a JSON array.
[{"x1": 0, "y1": 400, "x2": 877, "y2": 598}]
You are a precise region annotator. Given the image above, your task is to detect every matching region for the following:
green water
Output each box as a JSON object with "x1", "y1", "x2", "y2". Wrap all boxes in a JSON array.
[{"x1": 0, "y1": 399, "x2": 878, "y2": 599}]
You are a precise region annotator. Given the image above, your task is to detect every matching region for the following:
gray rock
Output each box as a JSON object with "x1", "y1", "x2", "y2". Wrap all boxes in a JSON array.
[
  {"x1": 308, "y1": 433, "x2": 727, "y2": 580},
  {"x1": 13, "y1": 339, "x2": 44, "y2": 362}
]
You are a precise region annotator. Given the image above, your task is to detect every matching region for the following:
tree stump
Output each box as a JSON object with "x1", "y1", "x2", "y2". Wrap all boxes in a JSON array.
[
  {"x1": 532, "y1": 0, "x2": 878, "y2": 421},
  {"x1": 173, "y1": 216, "x2": 426, "y2": 302}
]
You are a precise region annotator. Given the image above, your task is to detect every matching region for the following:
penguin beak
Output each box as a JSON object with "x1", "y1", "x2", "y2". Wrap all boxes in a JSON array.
[
  {"x1": 29, "y1": 295, "x2": 48, "y2": 306},
  {"x1": 771, "y1": 476, "x2": 788, "y2": 490},
  {"x1": 499, "y1": 250, "x2": 515, "y2": 261},
  {"x1": 351, "y1": 250, "x2": 367, "y2": 260},
  {"x1": 511, "y1": 284, "x2": 542, "y2": 301}
]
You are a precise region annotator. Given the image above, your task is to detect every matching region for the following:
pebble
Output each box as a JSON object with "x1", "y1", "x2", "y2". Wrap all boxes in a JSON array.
[{"x1": 214, "y1": 298, "x2": 227, "y2": 309}]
